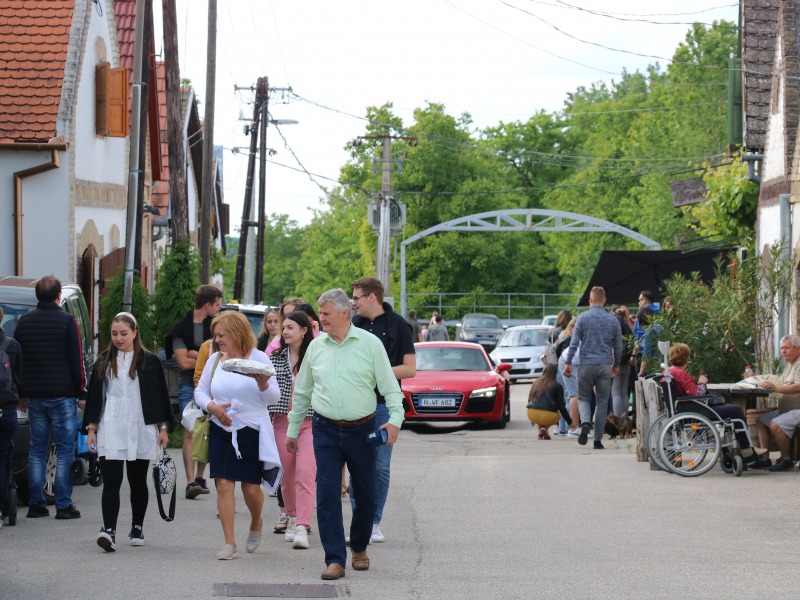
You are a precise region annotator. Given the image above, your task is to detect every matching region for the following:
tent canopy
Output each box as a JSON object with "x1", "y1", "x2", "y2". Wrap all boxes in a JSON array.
[{"x1": 578, "y1": 249, "x2": 731, "y2": 306}]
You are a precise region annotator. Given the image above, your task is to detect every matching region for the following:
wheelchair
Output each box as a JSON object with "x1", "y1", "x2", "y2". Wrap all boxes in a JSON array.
[{"x1": 645, "y1": 372, "x2": 753, "y2": 477}]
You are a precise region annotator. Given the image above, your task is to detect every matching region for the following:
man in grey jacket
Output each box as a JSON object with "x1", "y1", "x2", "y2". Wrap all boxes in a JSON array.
[
  {"x1": 562, "y1": 286, "x2": 622, "y2": 450},
  {"x1": 425, "y1": 315, "x2": 449, "y2": 341}
]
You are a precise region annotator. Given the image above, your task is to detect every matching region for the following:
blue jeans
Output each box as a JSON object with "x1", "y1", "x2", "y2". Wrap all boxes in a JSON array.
[
  {"x1": 0, "y1": 407, "x2": 18, "y2": 514},
  {"x1": 28, "y1": 397, "x2": 77, "y2": 509},
  {"x1": 349, "y1": 403, "x2": 392, "y2": 525},
  {"x1": 577, "y1": 365, "x2": 612, "y2": 443},
  {"x1": 178, "y1": 379, "x2": 194, "y2": 413},
  {"x1": 312, "y1": 414, "x2": 377, "y2": 567}
]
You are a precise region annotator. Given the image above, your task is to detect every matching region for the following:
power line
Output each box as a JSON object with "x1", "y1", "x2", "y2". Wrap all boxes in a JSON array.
[
  {"x1": 444, "y1": 0, "x2": 619, "y2": 76},
  {"x1": 542, "y1": 0, "x2": 739, "y2": 27},
  {"x1": 288, "y1": 91, "x2": 726, "y2": 164},
  {"x1": 497, "y1": 1, "x2": 737, "y2": 71}
]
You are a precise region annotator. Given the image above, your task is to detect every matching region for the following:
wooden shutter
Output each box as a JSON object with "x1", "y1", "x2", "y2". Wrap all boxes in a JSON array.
[
  {"x1": 107, "y1": 67, "x2": 129, "y2": 137},
  {"x1": 95, "y1": 62, "x2": 129, "y2": 137}
]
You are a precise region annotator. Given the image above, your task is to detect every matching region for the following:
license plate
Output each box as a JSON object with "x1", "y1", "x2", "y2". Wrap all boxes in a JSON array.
[{"x1": 419, "y1": 397, "x2": 456, "y2": 407}]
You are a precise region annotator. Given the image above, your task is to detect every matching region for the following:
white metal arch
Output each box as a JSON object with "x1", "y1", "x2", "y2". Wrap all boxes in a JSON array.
[{"x1": 399, "y1": 208, "x2": 661, "y2": 316}]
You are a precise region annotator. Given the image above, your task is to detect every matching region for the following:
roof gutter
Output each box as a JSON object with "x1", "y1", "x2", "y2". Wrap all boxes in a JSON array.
[{"x1": 3, "y1": 139, "x2": 69, "y2": 275}]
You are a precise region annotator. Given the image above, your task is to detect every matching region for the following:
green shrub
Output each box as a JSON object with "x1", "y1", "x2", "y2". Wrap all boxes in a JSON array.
[
  {"x1": 152, "y1": 240, "x2": 201, "y2": 349},
  {"x1": 653, "y1": 241, "x2": 797, "y2": 382}
]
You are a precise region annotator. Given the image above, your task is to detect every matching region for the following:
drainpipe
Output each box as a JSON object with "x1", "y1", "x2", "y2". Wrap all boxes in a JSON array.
[
  {"x1": 3, "y1": 140, "x2": 69, "y2": 276},
  {"x1": 742, "y1": 153, "x2": 763, "y2": 184},
  {"x1": 779, "y1": 194, "x2": 792, "y2": 340}
]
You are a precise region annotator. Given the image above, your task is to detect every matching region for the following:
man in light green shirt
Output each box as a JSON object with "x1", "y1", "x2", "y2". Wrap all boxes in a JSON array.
[{"x1": 286, "y1": 288, "x2": 404, "y2": 581}]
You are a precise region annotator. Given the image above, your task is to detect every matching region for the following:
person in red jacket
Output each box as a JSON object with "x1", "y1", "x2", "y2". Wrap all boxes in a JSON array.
[{"x1": 668, "y1": 343, "x2": 770, "y2": 470}]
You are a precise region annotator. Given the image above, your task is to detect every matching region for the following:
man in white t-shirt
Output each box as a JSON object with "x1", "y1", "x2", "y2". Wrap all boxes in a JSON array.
[{"x1": 755, "y1": 335, "x2": 800, "y2": 471}]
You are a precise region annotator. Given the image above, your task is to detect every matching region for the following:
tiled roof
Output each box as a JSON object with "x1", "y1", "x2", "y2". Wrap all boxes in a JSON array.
[
  {"x1": 114, "y1": 0, "x2": 136, "y2": 72},
  {"x1": 0, "y1": 0, "x2": 74, "y2": 143}
]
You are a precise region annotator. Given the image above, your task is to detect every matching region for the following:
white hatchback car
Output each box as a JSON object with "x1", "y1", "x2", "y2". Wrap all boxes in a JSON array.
[{"x1": 489, "y1": 325, "x2": 550, "y2": 382}]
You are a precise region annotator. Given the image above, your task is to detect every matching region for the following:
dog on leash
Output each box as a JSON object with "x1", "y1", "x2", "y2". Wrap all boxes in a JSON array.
[{"x1": 605, "y1": 415, "x2": 634, "y2": 439}]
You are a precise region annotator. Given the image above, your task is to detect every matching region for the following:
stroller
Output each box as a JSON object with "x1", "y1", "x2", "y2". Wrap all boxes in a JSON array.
[{"x1": 72, "y1": 410, "x2": 102, "y2": 488}]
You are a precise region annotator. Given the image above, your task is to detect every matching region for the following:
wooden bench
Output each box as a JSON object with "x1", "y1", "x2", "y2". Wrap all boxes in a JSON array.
[{"x1": 635, "y1": 376, "x2": 662, "y2": 468}]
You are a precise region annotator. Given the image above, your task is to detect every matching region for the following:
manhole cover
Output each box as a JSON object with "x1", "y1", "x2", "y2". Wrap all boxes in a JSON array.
[{"x1": 213, "y1": 583, "x2": 345, "y2": 598}]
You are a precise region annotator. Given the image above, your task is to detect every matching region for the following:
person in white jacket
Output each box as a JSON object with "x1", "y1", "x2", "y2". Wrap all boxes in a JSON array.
[{"x1": 195, "y1": 311, "x2": 281, "y2": 560}]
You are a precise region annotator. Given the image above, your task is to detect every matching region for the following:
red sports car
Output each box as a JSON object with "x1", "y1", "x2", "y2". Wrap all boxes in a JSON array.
[{"x1": 402, "y1": 342, "x2": 512, "y2": 428}]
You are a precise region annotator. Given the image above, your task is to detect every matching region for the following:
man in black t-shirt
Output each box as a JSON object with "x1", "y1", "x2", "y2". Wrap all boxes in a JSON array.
[
  {"x1": 407, "y1": 310, "x2": 423, "y2": 342},
  {"x1": 349, "y1": 277, "x2": 416, "y2": 543}
]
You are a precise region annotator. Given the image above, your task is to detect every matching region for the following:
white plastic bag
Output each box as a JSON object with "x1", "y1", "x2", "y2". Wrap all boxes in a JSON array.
[{"x1": 181, "y1": 398, "x2": 203, "y2": 431}]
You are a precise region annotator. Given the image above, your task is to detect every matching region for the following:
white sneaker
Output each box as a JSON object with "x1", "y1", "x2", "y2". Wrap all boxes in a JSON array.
[
  {"x1": 284, "y1": 517, "x2": 297, "y2": 542},
  {"x1": 566, "y1": 429, "x2": 581, "y2": 438},
  {"x1": 292, "y1": 525, "x2": 309, "y2": 549},
  {"x1": 370, "y1": 524, "x2": 385, "y2": 543}
]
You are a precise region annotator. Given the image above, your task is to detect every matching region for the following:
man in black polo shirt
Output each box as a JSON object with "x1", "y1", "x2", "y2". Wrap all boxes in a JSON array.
[{"x1": 349, "y1": 277, "x2": 415, "y2": 543}]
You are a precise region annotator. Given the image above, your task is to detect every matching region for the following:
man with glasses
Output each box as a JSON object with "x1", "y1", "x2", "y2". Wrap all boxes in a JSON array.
[{"x1": 348, "y1": 277, "x2": 415, "y2": 544}]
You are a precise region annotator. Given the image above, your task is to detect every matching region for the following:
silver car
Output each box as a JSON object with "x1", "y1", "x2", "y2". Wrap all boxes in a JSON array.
[{"x1": 489, "y1": 325, "x2": 550, "y2": 382}]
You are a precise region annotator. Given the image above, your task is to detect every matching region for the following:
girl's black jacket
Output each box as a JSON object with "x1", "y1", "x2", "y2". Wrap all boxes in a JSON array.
[{"x1": 82, "y1": 350, "x2": 176, "y2": 433}]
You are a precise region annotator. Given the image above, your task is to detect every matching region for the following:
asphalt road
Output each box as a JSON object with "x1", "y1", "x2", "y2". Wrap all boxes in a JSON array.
[{"x1": 3, "y1": 383, "x2": 800, "y2": 599}]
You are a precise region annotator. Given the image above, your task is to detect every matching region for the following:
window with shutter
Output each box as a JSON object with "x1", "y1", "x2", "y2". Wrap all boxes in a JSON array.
[
  {"x1": 95, "y1": 62, "x2": 109, "y2": 136},
  {"x1": 95, "y1": 62, "x2": 129, "y2": 138}
]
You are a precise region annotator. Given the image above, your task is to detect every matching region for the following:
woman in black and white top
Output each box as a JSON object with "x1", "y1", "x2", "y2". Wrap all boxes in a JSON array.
[
  {"x1": 84, "y1": 312, "x2": 174, "y2": 552},
  {"x1": 270, "y1": 311, "x2": 316, "y2": 550}
]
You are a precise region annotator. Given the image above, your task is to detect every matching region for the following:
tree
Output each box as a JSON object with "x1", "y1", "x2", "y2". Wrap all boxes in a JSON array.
[{"x1": 152, "y1": 240, "x2": 201, "y2": 348}]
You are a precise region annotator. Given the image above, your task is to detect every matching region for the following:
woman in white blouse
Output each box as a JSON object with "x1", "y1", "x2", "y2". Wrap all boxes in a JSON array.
[
  {"x1": 195, "y1": 311, "x2": 281, "y2": 560},
  {"x1": 84, "y1": 312, "x2": 173, "y2": 552}
]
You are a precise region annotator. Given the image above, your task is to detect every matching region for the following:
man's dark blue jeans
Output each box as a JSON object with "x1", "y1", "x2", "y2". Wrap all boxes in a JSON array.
[{"x1": 312, "y1": 414, "x2": 377, "y2": 567}]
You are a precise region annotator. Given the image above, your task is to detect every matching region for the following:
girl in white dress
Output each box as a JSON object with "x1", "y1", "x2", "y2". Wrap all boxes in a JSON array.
[{"x1": 84, "y1": 313, "x2": 173, "y2": 552}]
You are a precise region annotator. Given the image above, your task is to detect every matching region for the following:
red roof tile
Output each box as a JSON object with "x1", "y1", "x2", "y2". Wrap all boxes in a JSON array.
[
  {"x1": 114, "y1": 0, "x2": 136, "y2": 73},
  {"x1": 0, "y1": 0, "x2": 74, "y2": 143}
]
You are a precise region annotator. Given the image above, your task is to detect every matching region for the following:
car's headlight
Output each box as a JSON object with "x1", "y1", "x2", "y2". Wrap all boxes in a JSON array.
[
  {"x1": 470, "y1": 387, "x2": 496, "y2": 399},
  {"x1": 461, "y1": 332, "x2": 475, "y2": 340}
]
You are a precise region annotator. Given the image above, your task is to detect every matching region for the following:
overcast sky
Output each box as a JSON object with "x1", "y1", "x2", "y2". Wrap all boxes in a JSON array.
[{"x1": 151, "y1": 0, "x2": 739, "y2": 231}]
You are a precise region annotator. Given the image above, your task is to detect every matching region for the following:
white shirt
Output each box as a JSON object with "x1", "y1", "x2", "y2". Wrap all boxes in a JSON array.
[{"x1": 97, "y1": 351, "x2": 158, "y2": 461}]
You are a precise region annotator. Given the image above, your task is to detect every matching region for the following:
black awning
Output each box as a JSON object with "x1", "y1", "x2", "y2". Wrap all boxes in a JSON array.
[{"x1": 578, "y1": 249, "x2": 731, "y2": 306}]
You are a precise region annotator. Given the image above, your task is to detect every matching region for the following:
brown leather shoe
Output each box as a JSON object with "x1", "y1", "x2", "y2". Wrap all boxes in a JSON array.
[
  {"x1": 352, "y1": 550, "x2": 370, "y2": 571},
  {"x1": 321, "y1": 563, "x2": 345, "y2": 580}
]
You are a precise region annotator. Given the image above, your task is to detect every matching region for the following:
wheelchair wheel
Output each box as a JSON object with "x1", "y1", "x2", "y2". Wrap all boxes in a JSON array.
[
  {"x1": 646, "y1": 414, "x2": 669, "y2": 471},
  {"x1": 658, "y1": 413, "x2": 720, "y2": 477},
  {"x1": 732, "y1": 454, "x2": 744, "y2": 477},
  {"x1": 720, "y1": 453, "x2": 734, "y2": 473},
  {"x1": 5, "y1": 485, "x2": 17, "y2": 526}
]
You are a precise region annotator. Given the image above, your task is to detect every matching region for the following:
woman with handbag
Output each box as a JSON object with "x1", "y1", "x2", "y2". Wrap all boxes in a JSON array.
[
  {"x1": 270, "y1": 311, "x2": 316, "y2": 549},
  {"x1": 84, "y1": 312, "x2": 174, "y2": 552},
  {"x1": 195, "y1": 311, "x2": 281, "y2": 560}
]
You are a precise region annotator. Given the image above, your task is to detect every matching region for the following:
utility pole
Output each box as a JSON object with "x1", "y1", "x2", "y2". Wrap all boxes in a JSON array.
[
  {"x1": 359, "y1": 135, "x2": 416, "y2": 296},
  {"x1": 199, "y1": 0, "x2": 217, "y2": 283},
  {"x1": 123, "y1": 0, "x2": 146, "y2": 311},
  {"x1": 132, "y1": 0, "x2": 152, "y2": 278},
  {"x1": 232, "y1": 77, "x2": 266, "y2": 302},
  {"x1": 375, "y1": 137, "x2": 392, "y2": 291},
  {"x1": 254, "y1": 79, "x2": 268, "y2": 303},
  {"x1": 162, "y1": 0, "x2": 189, "y2": 242}
]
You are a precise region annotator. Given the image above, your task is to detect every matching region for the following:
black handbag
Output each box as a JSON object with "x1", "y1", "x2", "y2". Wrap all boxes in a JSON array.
[{"x1": 152, "y1": 448, "x2": 176, "y2": 522}]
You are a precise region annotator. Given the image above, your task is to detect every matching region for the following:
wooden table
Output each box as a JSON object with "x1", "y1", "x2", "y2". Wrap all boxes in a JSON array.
[{"x1": 705, "y1": 384, "x2": 772, "y2": 412}]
